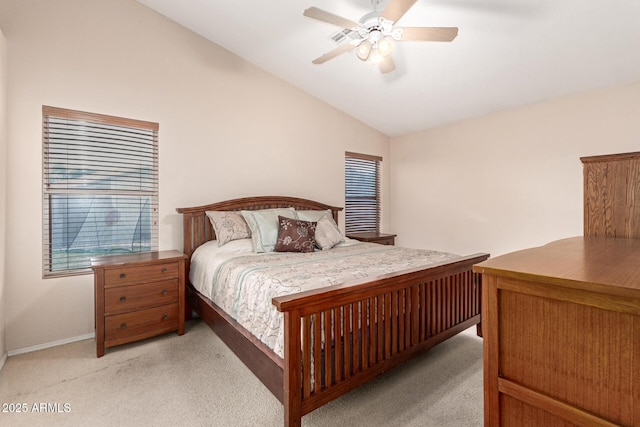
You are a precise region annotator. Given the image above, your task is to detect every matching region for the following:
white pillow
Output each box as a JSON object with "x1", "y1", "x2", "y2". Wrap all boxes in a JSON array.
[
  {"x1": 205, "y1": 211, "x2": 251, "y2": 246},
  {"x1": 241, "y1": 208, "x2": 297, "y2": 253},
  {"x1": 296, "y1": 209, "x2": 333, "y2": 222},
  {"x1": 314, "y1": 216, "x2": 344, "y2": 250},
  {"x1": 295, "y1": 210, "x2": 339, "y2": 233}
]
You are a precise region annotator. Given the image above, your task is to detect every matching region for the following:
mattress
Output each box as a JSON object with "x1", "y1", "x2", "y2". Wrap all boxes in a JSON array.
[{"x1": 189, "y1": 238, "x2": 460, "y2": 358}]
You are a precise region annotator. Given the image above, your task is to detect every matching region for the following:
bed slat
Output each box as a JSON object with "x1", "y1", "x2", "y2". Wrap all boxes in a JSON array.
[{"x1": 303, "y1": 317, "x2": 312, "y2": 399}]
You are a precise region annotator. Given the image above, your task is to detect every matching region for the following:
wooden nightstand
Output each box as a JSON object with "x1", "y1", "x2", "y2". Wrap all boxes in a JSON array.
[
  {"x1": 91, "y1": 250, "x2": 187, "y2": 357},
  {"x1": 347, "y1": 232, "x2": 396, "y2": 246}
]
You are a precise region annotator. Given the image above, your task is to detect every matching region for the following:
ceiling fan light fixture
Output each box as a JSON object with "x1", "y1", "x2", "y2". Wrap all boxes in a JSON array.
[
  {"x1": 377, "y1": 37, "x2": 393, "y2": 57},
  {"x1": 369, "y1": 48, "x2": 384, "y2": 65},
  {"x1": 356, "y1": 40, "x2": 372, "y2": 61}
]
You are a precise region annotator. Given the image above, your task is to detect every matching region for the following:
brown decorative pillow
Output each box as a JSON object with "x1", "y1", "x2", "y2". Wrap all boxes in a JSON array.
[{"x1": 274, "y1": 216, "x2": 317, "y2": 253}]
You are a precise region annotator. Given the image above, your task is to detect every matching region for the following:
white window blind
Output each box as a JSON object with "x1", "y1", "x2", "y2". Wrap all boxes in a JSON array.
[
  {"x1": 345, "y1": 152, "x2": 381, "y2": 234},
  {"x1": 43, "y1": 106, "x2": 159, "y2": 278}
]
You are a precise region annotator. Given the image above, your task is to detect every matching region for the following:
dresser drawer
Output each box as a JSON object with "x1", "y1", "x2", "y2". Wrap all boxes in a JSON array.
[
  {"x1": 104, "y1": 262, "x2": 179, "y2": 286},
  {"x1": 104, "y1": 279, "x2": 179, "y2": 315},
  {"x1": 105, "y1": 303, "x2": 179, "y2": 343}
]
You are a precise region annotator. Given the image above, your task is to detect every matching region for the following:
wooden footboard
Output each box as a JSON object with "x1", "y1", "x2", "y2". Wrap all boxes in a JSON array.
[{"x1": 273, "y1": 253, "x2": 489, "y2": 427}]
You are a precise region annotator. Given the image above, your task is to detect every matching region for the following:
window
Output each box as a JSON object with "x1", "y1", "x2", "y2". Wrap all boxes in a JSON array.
[
  {"x1": 42, "y1": 106, "x2": 158, "y2": 278},
  {"x1": 344, "y1": 152, "x2": 381, "y2": 234}
]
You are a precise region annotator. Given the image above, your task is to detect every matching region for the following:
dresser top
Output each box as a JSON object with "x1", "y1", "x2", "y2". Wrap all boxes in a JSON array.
[
  {"x1": 90, "y1": 250, "x2": 186, "y2": 268},
  {"x1": 474, "y1": 237, "x2": 640, "y2": 298},
  {"x1": 580, "y1": 151, "x2": 640, "y2": 163}
]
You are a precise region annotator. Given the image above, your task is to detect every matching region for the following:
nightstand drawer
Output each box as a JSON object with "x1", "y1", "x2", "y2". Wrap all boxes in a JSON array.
[
  {"x1": 105, "y1": 303, "x2": 179, "y2": 343},
  {"x1": 104, "y1": 262, "x2": 179, "y2": 286},
  {"x1": 104, "y1": 279, "x2": 179, "y2": 315},
  {"x1": 376, "y1": 237, "x2": 395, "y2": 245}
]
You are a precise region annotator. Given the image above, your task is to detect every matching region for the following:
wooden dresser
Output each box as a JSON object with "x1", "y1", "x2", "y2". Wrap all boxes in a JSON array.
[
  {"x1": 92, "y1": 250, "x2": 187, "y2": 357},
  {"x1": 474, "y1": 237, "x2": 640, "y2": 426}
]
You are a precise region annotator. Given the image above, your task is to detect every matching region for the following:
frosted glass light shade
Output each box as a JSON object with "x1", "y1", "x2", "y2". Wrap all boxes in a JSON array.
[
  {"x1": 370, "y1": 48, "x2": 384, "y2": 64},
  {"x1": 377, "y1": 37, "x2": 393, "y2": 57},
  {"x1": 356, "y1": 40, "x2": 372, "y2": 61}
]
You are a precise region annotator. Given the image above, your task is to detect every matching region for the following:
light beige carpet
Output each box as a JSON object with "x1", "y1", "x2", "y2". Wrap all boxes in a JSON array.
[{"x1": 0, "y1": 319, "x2": 483, "y2": 426}]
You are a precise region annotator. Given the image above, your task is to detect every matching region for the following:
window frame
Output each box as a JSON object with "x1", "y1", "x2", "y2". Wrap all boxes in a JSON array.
[
  {"x1": 344, "y1": 151, "x2": 382, "y2": 234},
  {"x1": 42, "y1": 106, "x2": 159, "y2": 278}
]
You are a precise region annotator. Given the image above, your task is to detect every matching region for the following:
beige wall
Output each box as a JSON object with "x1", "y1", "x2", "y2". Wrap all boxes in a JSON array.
[
  {"x1": 0, "y1": 25, "x2": 7, "y2": 362},
  {"x1": 6, "y1": 0, "x2": 637, "y2": 354},
  {"x1": 390, "y1": 80, "x2": 640, "y2": 257},
  {"x1": 0, "y1": 0, "x2": 389, "y2": 351}
]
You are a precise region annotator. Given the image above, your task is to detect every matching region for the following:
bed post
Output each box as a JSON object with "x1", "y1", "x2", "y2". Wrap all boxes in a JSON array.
[
  {"x1": 182, "y1": 212, "x2": 194, "y2": 321},
  {"x1": 476, "y1": 272, "x2": 483, "y2": 337},
  {"x1": 283, "y1": 310, "x2": 302, "y2": 427}
]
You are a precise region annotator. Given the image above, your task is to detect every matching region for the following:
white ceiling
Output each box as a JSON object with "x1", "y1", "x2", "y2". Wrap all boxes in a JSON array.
[{"x1": 136, "y1": 0, "x2": 640, "y2": 137}]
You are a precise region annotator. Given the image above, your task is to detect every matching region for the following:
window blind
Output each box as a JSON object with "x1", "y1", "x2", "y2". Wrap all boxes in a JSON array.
[
  {"x1": 345, "y1": 152, "x2": 381, "y2": 234},
  {"x1": 42, "y1": 106, "x2": 159, "y2": 277}
]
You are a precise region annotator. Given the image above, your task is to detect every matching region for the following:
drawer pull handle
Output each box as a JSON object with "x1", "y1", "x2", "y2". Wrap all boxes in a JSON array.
[
  {"x1": 161, "y1": 289, "x2": 168, "y2": 295},
  {"x1": 162, "y1": 314, "x2": 168, "y2": 321},
  {"x1": 119, "y1": 273, "x2": 126, "y2": 279},
  {"x1": 120, "y1": 323, "x2": 127, "y2": 329},
  {"x1": 161, "y1": 268, "x2": 167, "y2": 273},
  {"x1": 119, "y1": 296, "x2": 126, "y2": 302}
]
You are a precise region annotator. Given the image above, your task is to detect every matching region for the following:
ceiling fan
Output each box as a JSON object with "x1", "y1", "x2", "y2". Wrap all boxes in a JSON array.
[{"x1": 303, "y1": 0, "x2": 458, "y2": 74}]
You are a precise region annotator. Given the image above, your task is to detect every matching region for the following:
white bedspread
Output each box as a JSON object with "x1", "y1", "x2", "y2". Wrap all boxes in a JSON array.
[{"x1": 189, "y1": 239, "x2": 460, "y2": 358}]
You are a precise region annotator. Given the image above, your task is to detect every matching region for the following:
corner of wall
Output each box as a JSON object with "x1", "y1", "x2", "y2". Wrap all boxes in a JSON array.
[{"x1": 0, "y1": 24, "x2": 8, "y2": 366}]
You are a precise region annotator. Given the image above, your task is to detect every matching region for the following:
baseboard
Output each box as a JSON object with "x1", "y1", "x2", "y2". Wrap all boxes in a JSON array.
[
  {"x1": 0, "y1": 352, "x2": 7, "y2": 371},
  {"x1": 7, "y1": 332, "x2": 95, "y2": 357}
]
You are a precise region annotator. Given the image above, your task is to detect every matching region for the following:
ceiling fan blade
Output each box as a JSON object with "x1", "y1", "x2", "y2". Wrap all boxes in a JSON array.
[
  {"x1": 379, "y1": 56, "x2": 396, "y2": 74},
  {"x1": 381, "y1": 0, "x2": 418, "y2": 23},
  {"x1": 312, "y1": 43, "x2": 356, "y2": 65},
  {"x1": 303, "y1": 7, "x2": 360, "y2": 29},
  {"x1": 399, "y1": 27, "x2": 459, "y2": 42}
]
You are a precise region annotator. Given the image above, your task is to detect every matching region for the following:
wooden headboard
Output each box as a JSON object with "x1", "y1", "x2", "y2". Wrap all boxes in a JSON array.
[{"x1": 176, "y1": 196, "x2": 343, "y2": 259}]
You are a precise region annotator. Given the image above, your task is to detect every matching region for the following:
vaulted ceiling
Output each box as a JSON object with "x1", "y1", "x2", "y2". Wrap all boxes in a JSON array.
[{"x1": 137, "y1": 0, "x2": 640, "y2": 137}]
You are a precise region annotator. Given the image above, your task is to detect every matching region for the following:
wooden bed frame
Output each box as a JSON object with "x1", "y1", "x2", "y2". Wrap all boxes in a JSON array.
[{"x1": 176, "y1": 196, "x2": 489, "y2": 426}]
